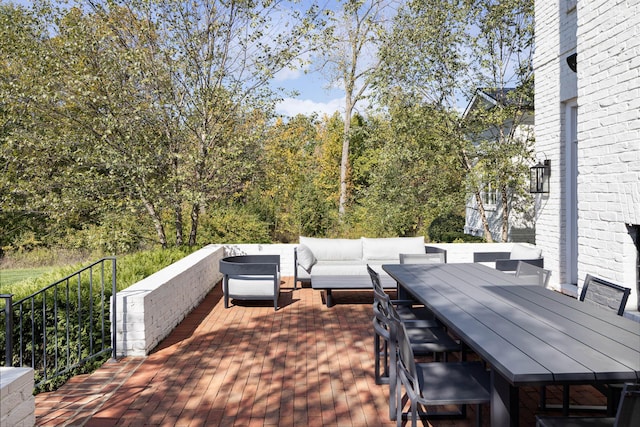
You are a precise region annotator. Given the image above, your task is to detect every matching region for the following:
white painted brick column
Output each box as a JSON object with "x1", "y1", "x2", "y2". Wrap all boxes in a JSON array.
[{"x1": 0, "y1": 367, "x2": 35, "y2": 427}]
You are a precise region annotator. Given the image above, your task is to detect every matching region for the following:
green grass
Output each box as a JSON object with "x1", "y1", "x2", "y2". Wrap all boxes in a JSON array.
[{"x1": 0, "y1": 267, "x2": 54, "y2": 288}]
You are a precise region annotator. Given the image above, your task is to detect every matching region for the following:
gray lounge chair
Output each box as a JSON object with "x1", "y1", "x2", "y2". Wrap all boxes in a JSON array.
[{"x1": 220, "y1": 255, "x2": 281, "y2": 311}]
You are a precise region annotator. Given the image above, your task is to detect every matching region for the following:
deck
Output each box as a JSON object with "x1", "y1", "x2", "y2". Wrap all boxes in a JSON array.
[{"x1": 35, "y1": 277, "x2": 606, "y2": 426}]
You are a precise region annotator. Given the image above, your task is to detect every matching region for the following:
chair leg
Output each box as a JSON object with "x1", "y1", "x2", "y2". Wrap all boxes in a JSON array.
[
  {"x1": 396, "y1": 380, "x2": 403, "y2": 427},
  {"x1": 389, "y1": 348, "x2": 397, "y2": 420},
  {"x1": 539, "y1": 386, "x2": 547, "y2": 410},
  {"x1": 410, "y1": 401, "x2": 419, "y2": 427},
  {"x1": 374, "y1": 333, "x2": 383, "y2": 384}
]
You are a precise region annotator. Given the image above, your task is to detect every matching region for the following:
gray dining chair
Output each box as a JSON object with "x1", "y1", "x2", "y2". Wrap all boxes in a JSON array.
[
  {"x1": 368, "y1": 266, "x2": 461, "y2": 421},
  {"x1": 395, "y1": 319, "x2": 490, "y2": 427},
  {"x1": 580, "y1": 274, "x2": 631, "y2": 316},
  {"x1": 400, "y1": 252, "x2": 445, "y2": 264},
  {"x1": 516, "y1": 261, "x2": 551, "y2": 288},
  {"x1": 398, "y1": 252, "x2": 445, "y2": 314},
  {"x1": 542, "y1": 275, "x2": 632, "y2": 414},
  {"x1": 372, "y1": 291, "x2": 462, "y2": 413},
  {"x1": 535, "y1": 383, "x2": 640, "y2": 427},
  {"x1": 367, "y1": 265, "x2": 436, "y2": 324},
  {"x1": 473, "y1": 244, "x2": 543, "y2": 272}
]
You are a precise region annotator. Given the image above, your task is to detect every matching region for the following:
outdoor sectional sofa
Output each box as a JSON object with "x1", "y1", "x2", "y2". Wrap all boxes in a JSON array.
[{"x1": 294, "y1": 236, "x2": 440, "y2": 306}]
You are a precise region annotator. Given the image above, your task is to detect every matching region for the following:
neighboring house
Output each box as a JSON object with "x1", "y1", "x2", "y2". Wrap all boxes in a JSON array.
[
  {"x1": 462, "y1": 88, "x2": 536, "y2": 243},
  {"x1": 534, "y1": 0, "x2": 639, "y2": 317}
]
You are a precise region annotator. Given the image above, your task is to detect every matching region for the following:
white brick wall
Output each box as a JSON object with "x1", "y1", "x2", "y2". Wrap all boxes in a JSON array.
[
  {"x1": 575, "y1": 0, "x2": 640, "y2": 311},
  {"x1": 0, "y1": 367, "x2": 34, "y2": 427},
  {"x1": 534, "y1": 0, "x2": 640, "y2": 313},
  {"x1": 113, "y1": 243, "x2": 298, "y2": 357},
  {"x1": 534, "y1": 0, "x2": 570, "y2": 285},
  {"x1": 114, "y1": 244, "x2": 225, "y2": 357}
]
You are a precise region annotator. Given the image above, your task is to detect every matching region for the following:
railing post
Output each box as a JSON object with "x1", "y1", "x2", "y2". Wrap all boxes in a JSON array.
[
  {"x1": 1, "y1": 294, "x2": 14, "y2": 366},
  {"x1": 111, "y1": 258, "x2": 117, "y2": 361}
]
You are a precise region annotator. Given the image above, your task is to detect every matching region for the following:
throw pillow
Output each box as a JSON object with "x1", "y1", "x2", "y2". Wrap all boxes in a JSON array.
[{"x1": 297, "y1": 244, "x2": 317, "y2": 272}]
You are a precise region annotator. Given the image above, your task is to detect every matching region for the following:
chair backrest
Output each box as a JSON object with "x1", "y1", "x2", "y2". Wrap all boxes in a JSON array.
[
  {"x1": 367, "y1": 265, "x2": 396, "y2": 315},
  {"x1": 400, "y1": 253, "x2": 445, "y2": 264},
  {"x1": 473, "y1": 251, "x2": 511, "y2": 263},
  {"x1": 515, "y1": 261, "x2": 551, "y2": 288},
  {"x1": 372, "y1": 295, "x2": 392, "y2": 337},
  {"x1": 614, "y1": 383, "x2": 640, "y2": 427},
  {"x1": 580, "y1": 274, "x2": 631, "y2": 316},
  {"x1": 219, "y1": 255, "x2": 280, "y2": 276},
  {"x1": 425, "y1": 246, "x2": 448, "y2": 263},
  {"x1": 367, "y1": 265, "x2": 384, "y2": 295},
  {"x1": 395, "y1": 320, "x2": 421, "y2": 398}
]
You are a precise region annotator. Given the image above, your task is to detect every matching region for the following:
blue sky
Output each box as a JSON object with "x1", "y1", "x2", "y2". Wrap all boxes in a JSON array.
[
  {"x1": 273, "y1": 64, "x2": 346, "y2": 118},
  {"x1": 10, "y1": 0, "x2": 344, "y2": 118}
]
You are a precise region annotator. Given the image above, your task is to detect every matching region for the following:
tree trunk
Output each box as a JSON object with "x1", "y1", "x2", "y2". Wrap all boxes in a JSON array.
[
  {"x1": 173, "y1": 156, "x2": 184, "y2": 246},
  {"x1": 501, "y1": 186, "x2": 509, "y2": 242},
  {"x1": 188, "y1": 203, "x2": 199, "y2": 247},
  {"x1": 474, "y1": 190, "x2": 494, "y2": 243},
  {"x1": 140, "y1": 193, "x2": 168, "y2": 249},
  {"x1": 462, "y1": 149, "x2": 493, "y2": 242},
  {"x1": 339, "y1": 109, "x2": 351, "y2": 215},
  {"x1": 175, "y1": 207, "x2": 184, "y2": 246}
]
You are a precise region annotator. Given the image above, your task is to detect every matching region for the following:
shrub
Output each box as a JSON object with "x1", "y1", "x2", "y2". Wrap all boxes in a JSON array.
[
  {"x1": 0, "y1": 246, "x2": 196, "y2": 392},
  {"x1": 428, "y1": 213, "x2": 484, "y2": 243},
  {"x1": 197, "y1": 207, "x2": 272, "y2": 244}
]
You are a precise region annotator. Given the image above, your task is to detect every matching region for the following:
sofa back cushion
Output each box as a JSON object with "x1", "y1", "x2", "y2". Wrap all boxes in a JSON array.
[
  {"x1": 362, "y1": 236, "x2": 425, "y2": 261},
  {"x1": 299, "y1": 236, "x2": 363, "y2": 261},
  {"x1": 510, "y1": 243, "x2": 542, "y2": 260}
]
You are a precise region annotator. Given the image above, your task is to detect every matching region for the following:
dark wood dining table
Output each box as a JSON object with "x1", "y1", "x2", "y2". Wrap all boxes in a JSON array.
[{"x1": 382, "y1": 263, "x2": 640, "y2": 427}]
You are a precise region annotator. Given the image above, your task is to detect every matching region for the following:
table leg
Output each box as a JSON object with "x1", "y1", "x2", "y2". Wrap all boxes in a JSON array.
[
  {"x1": 491, "y1": 371, "x2": 519, "y2": 427},
  {"x1": 397, "y1": 282, "x2": 410, "y2": 300}
]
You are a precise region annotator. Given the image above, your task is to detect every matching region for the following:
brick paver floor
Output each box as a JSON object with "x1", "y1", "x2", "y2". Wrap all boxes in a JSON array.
[{"x1": 35, "y1": 278, "x2": 606, "y2": 426}]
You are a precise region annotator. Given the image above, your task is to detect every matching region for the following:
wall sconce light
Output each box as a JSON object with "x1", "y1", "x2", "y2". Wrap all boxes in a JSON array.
[
  {"x1": 530, "y1": 159, "x2": 551, "y2": 194},
  {"x1": 567, "y1": 53, "x2": 577, "y2": 72}
]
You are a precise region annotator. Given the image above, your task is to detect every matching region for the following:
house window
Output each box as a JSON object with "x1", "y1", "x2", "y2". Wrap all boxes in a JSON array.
[{"x1": 480, "y1": 183, "x2": 498, "y2": 208}]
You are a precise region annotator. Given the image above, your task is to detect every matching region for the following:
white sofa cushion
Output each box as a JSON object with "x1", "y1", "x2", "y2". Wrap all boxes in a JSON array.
[
  {"x1": 510, "y1": 244, "x2": 542, "y2": 260},
  {"x1": 299, "y1": 236, "x2": 362, "y2": 261},
  {"x1": 296, "y1": 244, "x2": 317, "y2": 272},
  {"x1": 362, "y1": 236, "x2": 425, "y2": 261}
]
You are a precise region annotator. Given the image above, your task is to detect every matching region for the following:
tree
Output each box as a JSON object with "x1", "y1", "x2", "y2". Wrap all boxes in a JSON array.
[
  {"x1": 256, "y1": 114, "x2": 321, "y2": 241},
  {"x1": 375, "y1": 0, "x2": 534, "y2": 242},
  {"x1": 359, "y1": 102, "x2": 466, "y2": 237},
  {"x1": 0, "y1": 4, "x2": 50, "y2": 253},
  {"x1": 124, "y1": 0, "x2": 327, "y2": 246},
  {"x1": 466, "y1": 0, "x2": 535, "y2": 242},
  {"x1": 318, "y1": 0, "x2": 392, "y2": 216},
  {"x1": 2, "y1": 0, "x2": 327, "y2": 249}
]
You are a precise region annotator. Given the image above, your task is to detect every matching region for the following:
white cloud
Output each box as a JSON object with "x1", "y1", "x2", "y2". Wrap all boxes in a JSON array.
[
  {"x1": 276, "y1": 97, "x2": 344, "y2": 117},
  {"x1": 274, "y1": 66, "x2": 303, "y2": 82}
]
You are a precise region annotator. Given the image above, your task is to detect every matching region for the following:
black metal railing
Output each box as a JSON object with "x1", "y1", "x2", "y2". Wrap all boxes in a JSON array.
[{"x1": 0, "y1": 257, "x2": 117, "y2": 390}]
